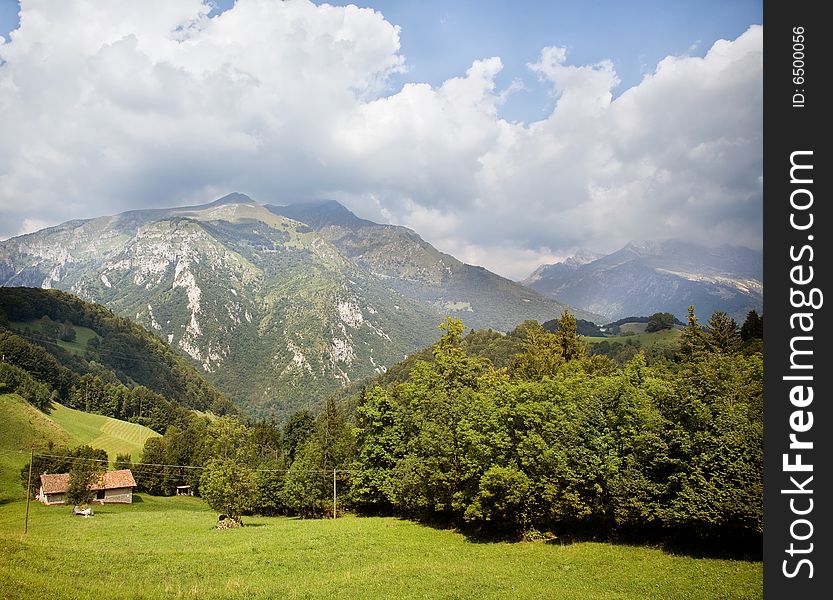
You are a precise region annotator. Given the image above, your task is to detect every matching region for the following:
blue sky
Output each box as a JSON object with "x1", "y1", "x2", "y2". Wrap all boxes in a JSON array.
[
  {"x1": 0, "y1": 0, "x2": 761, "y2": 123},
  {"x1": 0, "y1": 0, "x2": 763, "y2": 278}
]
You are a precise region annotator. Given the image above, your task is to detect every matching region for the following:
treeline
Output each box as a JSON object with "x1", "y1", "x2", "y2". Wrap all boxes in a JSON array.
[
  {"x1": 126, "y1": 403, "x2": 349, "y2": 521},
  {"x1": 346, "y1": 310, "x2": 762, "y2": 546},
  {"x1": 134, "y1": 308, "x2": 762, "y2": 549},
  {"x1": 0, "y1": 287, "x2": 234, "y2": 415}
]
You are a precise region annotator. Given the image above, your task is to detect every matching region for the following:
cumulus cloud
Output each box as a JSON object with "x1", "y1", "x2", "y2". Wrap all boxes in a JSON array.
[{"x1": 0, "y1": 0, "x2": 761, "y2": 280}]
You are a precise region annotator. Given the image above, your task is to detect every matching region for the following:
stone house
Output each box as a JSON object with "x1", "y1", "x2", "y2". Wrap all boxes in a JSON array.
[{"x1": 38, "y1": 469, "x2": 137, "y2": 505}]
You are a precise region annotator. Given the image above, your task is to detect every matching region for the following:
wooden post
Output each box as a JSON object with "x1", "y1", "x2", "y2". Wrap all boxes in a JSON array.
[
  {"x1": 23, "y1": 447, "x2": 33, "y2": 534},
  {"x1": 332, "y1": 468, "x2": 337, "y2": 519}
]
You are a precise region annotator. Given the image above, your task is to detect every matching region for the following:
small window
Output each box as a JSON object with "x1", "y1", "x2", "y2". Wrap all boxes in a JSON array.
[{"x1": 96, "y1": 490, "x2": 105, "y2": 500}]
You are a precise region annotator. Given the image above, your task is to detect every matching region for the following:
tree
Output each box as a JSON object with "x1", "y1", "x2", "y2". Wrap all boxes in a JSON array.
[
  {"x1": 113, "y1": 453, "x2": 133, "y2": 471},
  {"x1": 283, "y1": 410, "x2": 315, "y2": 464},
  {"x1": 510, "y1": 321, "x2": 564, "y2": 380},
  {"x1": 201, "y1": 416, "x2": 255, "y2": 464},
  {"x1": 678, "y1": 306, "x2": 706, "y2": 360},
  {"x1": 65, "y1": 459, "x2": 104, "y2": 507},
  {"x1": 552, "y1": 310, "x2": 586, "y2": 362},
  {"x1": 199, "y1": 458, "x2": 258, "y2": 524},
  {"x1": 281, "y1": 397, "x2": 355, "y2": 517},
  {"x1": 706, "y1": 311, "x2": 742, "y2": 354},
  {"x1": 136, "y1": 437, "x2": 167, "y2": 495},
  {"x1": 740, "y1": 310, "x2": 763, "y2": 341},
  {"x1": 645, "y1": 312, "x2": 676, "y2": 332}
]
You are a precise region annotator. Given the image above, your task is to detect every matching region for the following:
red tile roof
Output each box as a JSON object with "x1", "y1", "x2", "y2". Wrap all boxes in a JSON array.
[
  {"x1": 39, "y1": 473, "x2": 70, "y2": 494},
  {"x1": 40, "y1": 469, "x2": 136, "y2": 494}
]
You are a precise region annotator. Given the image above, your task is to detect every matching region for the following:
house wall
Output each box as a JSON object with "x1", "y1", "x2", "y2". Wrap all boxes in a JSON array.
[
  {"x1": 103, "y1": 487, "x2": 133, "y2": 504},
  {"x1": 42, "y1": 492, "x2": 65, "y2": 505}
]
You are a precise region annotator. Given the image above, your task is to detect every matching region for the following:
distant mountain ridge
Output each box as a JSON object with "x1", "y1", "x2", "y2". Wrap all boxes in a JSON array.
[
  {"x1": 523, "y1": 240, "x2": 762, "y2": 321},
  {"x1": 1, "y1": 194, "x2": 595, "y2": 418}
]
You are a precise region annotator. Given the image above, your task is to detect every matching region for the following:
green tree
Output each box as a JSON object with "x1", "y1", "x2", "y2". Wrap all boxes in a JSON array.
[
  {"x1": 351, "y1": 387, "x2": 404, "y2": 509},
  {"x1": 201, "y1": 416, "x2": 255, "y2": 464},
  {"x1": 65, "y1": 459, "x2": 104, "y2": 507},
  {"x1": 740, "y1": 310, "x2": 763, "y2": 341},
  {"x1": 510, "y1": 321, "x2": 564, "y2": 380},
  {"x1": 283, "y1": 409, "x2": 315, "y2": 464},
  {"x1": 113, "y1": 453, "x2": 133, "y2": 471},
  {"x1": 282, "y1": 397, "x2": 355, "y2": 517},
  {"x1": 199, "y1": 458, "x2": 258, "y2": 524},
  {"x1": 552, "y1": 310, "x2": 586, "y2": 362},
  {"x1": 646, "y1": 312, "x2": 676, "y2": 332},
  {"x1": 705, "y1": 311, "x2": 742, "y2": 354},
  {"x1": 137, "y1": 437, "x2": 167, "y2": 495},
  {"x1": 678, "y1": 306, "x2": 706, "y2": 360},
  {"x1": 464, "y1": 466, "x2": 530, "y2": 529}
]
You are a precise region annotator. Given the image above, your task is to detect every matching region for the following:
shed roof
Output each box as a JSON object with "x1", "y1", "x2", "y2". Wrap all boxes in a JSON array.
[{"x1": 40, "y1": 469, "x2": 137, "y2": 494}]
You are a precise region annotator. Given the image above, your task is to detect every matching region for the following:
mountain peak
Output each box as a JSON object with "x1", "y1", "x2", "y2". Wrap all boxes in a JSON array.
[
  {"x1": 265, "y1": 200, "x2": 374, "y2": 229},
  {"x1": 205, "y1": 192, "x2": 256, "y2": 208},
  {"x1": 562, "y1": 249, "x2": 603, "y2": 267}
]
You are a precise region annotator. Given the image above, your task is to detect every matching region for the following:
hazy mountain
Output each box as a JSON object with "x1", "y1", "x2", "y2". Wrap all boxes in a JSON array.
[
  {"x1": 522, "y1": 240, "x2": 763, "y2": 322},
  {"x1": 0, "y1": 194, "x2": 595, "y2": 418}
]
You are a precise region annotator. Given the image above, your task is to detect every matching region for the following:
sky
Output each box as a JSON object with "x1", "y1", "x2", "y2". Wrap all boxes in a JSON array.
[{"x1": 0, "y1": 0, "x2": 762, "y2": 280}]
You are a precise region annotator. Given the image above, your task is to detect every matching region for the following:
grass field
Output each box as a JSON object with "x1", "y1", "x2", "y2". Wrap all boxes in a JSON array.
[
  {"x1": 0, "y1": 495, "x2": 762, "y2": 600},
  {"x1": 0, "y1": 394, "x2": 71, "y2": 503},
  {"x1": 9, "y1": 319, "x2": 100, "y2": 355},
  {"x1": 45, "y1": 402, "x2": 160, "y2": 463},
  {"x1": 586, "y1": 327, "x2": 682, "y2": 347},
  {"x1": 0, "y1": 394, "x2": 159, "y2": 503}
]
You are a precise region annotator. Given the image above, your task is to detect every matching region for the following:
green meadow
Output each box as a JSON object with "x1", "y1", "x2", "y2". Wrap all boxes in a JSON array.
[
  {"x1": 0, "y1": 496, "x2": 762, "y2": 600},
  {"x1": 47, "y1": 401, "x2": 160, "y2": 463},
  {"x1": 9, "y1": 319, "x2": 100, "y2": 355},
  {"x1": 0, "y1": 392, "x2": 762, "y2": 599},
  {"x1": 0, "y1": 394, "x2": 158, "y2": 502}
]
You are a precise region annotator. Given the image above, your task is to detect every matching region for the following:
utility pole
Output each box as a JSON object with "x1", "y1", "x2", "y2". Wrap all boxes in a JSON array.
[
  {"x1": 332, "y1": 468, "x2": 337, "y2": 519},
  {"x1": 23, "y1": 447, "x2": 33, "y2": 534}
]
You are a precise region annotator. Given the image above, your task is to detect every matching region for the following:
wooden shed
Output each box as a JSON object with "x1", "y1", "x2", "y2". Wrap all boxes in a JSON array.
[{"x1": 38, "y1": 469, "x2": 137, "y2": 505}]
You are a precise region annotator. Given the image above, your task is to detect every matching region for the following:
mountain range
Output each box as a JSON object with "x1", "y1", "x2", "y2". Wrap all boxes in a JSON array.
[
  {"x1": 523, "y1": 240, "x2": 763, "y2": 322},
  {"x1": 0, "y1": 193, "x2": 593, "y2": 418}
]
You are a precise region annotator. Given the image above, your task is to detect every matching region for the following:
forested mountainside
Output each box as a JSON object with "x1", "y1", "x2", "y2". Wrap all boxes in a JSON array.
[
  {"x1": 1, "y1": 193, "x2": 595, "y2": 418},
  {"x1": 0, "y1": 287, "x2": 233, "y2": 432}
]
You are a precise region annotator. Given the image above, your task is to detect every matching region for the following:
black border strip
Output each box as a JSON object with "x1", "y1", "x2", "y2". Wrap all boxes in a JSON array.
[{"x1": 763, "y1": 2, "x2": 831, "y2": 596}]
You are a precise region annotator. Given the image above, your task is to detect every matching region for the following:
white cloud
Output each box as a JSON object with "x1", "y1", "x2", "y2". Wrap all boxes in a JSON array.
[{"x1": 0, "y1": 1, "x2": 762, "y2": 280}]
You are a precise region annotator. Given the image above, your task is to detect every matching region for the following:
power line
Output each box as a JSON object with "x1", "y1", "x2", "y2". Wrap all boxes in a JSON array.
[{"x1": 10, "y1": 450, "x2": 354, "y2": 475}]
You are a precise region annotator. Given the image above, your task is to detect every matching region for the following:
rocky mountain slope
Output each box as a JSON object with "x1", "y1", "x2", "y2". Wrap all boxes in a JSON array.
[
  {"x1": 267, "y1": 200, "x2": 600, "y2": 330},
  {"x1": 523, "y1": 240, "x2": 763, "y2": 322},
  {"x1": 1, "y1": 194, "x2": 591, "y2": 418}
]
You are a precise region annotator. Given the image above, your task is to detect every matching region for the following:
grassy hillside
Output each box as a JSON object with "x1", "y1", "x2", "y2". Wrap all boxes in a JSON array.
[
  {"x1": 0, "y1": 495, "x2": 762, "y2": 599},
  {"x1": 9, "y1": 319, "x2": 100, "y2": 356},
  {"x1": 0, "y1": 394, "x2": 158, "y2": 503},
  {"x1": 48, "y1": 402, "x2": 159, "y2": 463},
  {"x1": 586, "y1": 327, "x2": 682, "y2": 345},
  {"x1": 0, "y1": 393, "x2": 70, "y2": 503}
]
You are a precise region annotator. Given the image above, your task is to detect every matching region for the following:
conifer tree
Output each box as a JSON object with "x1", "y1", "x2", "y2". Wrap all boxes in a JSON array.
[
  {"x1": 553, "y1": 310, "x2": 586, "y2": 362},
  {"x1": 706, "y1": 311, "x2": 742, "y2": 354},
  {"x1": 679, "y1": 305, "x2": 706, "y2": 360},
  {"x1": 740, "y1": 310, "x2": 763, "y2": 341}
]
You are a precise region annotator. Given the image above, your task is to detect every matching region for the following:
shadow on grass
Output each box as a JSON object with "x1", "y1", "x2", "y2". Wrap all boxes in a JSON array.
[{"x1": 384, "y1": 513, "x2": 762, "y2": 562}]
